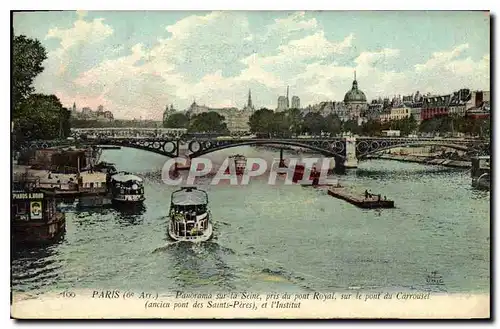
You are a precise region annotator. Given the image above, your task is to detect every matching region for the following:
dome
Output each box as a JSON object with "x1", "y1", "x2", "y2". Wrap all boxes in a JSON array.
[{"x1": 344, "y1": 79, "x2": 367, "y2": 103}]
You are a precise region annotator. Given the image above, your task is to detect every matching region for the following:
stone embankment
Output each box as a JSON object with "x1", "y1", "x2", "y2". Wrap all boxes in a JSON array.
[{"x1": 366, "y1": 154, "x2": 470, "y2": 168}]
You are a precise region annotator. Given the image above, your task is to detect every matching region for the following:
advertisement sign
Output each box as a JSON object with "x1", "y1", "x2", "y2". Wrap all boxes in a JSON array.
[{"x1": 30, "y1": 201, "x2": 43, "y2": 220}]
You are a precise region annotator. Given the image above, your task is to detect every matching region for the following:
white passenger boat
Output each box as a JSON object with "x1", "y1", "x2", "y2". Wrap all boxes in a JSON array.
[
  {"x1": 167, "y1": 187, "x2": 213, "y2": 242},
  {"x1": 110, "y1": 172, "x2": 145, "y2": 203}
]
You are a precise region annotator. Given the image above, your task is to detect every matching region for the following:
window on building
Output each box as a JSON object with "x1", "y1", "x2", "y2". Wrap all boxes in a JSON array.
[{"x1": 15, "y1": 202, "x2": 27, "y2": 214}]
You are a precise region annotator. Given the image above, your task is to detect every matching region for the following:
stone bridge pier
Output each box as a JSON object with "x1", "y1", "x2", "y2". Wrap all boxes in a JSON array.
[
  {"x1": 344, "y1": 137, "x2": 359, "y2": 168},
  {"x1": 331, "y1": 137, "x2": 358, "y2": 170},
  {"x1": 324, "y1": 137, "x2": 357, "y2": 171}
]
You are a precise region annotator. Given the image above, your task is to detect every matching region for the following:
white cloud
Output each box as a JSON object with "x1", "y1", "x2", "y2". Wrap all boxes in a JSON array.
[
  {"x1": 409, "y1": 44, "x2": 489, "y2": 94},
  {"x1": 241, "y1": 32, "x2": 355, "y2": 69},
  {"x1": 278, "y1": 31, "x2": 353, "y2": 59},
  {"x1": 291, "y1": 45, "x2": 489, "y2": 106},
  {"x1": 46, "y1": 17, "x2": 113, "y2": 53},
  {"x1": 165, "y1": 11, "x2": 223, "y2": 40},
  {"x1": 355, "y1": 48, "x2": 400, "y2": 67},
  {"x1": 75, "y1": 43, "x2": 147, "y2": 87},
  {"x1": 76, "y1": 10, "x2": 88, "y2": 19},
  {"x1": 153, "y1": 11, "x2": 252, "y2": 65},
  {"x1": 268, "y1": 11, "x2": 318, "y2": 34},
  {"x1": 414, "y1": 43, "x2": 469, "y2": 73},
  {"x1": 33, "y1": 12, "x2": 490, "y2": 120},
  {"x1": 70, "y1": 11, "x2": 265, "y2": 117},
  {"x1": 42, "y1": 15, "x2": 114, "y2": 79}
]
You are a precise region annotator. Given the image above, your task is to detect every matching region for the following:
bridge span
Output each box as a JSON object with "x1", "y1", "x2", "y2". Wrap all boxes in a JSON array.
[
  {"x1": 70, "y1": 127, "x2": 188, "y2": 139},
  {"x1": 22, "y1": 135, "x2": 489, "y2": 169}
]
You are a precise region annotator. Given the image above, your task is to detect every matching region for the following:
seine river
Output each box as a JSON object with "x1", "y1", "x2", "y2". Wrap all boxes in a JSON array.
[{"x1": 11, "y1": 146, "x2": 490, "y2": 295}]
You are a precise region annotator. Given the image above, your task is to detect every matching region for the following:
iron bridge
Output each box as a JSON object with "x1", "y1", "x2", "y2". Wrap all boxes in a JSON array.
[{"x1": 20, "y1": 136, "x2": 490, "y2": 160}]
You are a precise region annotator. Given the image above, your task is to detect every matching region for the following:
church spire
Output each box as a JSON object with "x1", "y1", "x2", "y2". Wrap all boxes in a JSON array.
[{"x1": 247, "y1": 89, "x2": 253, "y2": 109}]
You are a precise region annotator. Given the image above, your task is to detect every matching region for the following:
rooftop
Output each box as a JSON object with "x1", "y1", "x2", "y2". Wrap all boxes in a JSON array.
[
  {"x1": 111, "y1": 173, "x2": 143, "y2": 183},
  {"x1": 171, "y1": 187, "x2": 208, "y2": 206}
]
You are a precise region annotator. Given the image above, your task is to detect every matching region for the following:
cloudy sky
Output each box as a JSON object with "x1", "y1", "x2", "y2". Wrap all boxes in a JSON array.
[{"x1": 13, "y1": 10, "x2": 490, "y2": 120}]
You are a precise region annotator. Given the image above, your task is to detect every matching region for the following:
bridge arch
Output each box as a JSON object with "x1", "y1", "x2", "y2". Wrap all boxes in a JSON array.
[
  {"x1": 357, "y1": 141, "x2": 470, "y2": 159},
  {"x1": 86, "y1": 139, "x2": 179, "y2": 158},
  {"x1": 187, "y1": 139, "x2": 345, "y2": 159}
]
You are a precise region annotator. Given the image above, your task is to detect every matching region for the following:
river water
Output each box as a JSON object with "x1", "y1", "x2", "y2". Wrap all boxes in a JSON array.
[{"x1": 11, "y1": 146, "x2": 490, "y2": 295}]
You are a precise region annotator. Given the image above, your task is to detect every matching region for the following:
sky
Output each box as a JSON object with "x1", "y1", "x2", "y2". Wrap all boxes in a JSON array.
[{"x1": 13, "y1": 10, "x2": 490, "y2": 120}]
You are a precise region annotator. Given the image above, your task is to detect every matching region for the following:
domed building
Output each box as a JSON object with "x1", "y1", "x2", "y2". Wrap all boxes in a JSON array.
[
  {"x1": 343, "y1": 71, "x2": 368, "y2": 124},
  {"x1": 344, "y1": 80, "x2": 367, "y2": 103}
]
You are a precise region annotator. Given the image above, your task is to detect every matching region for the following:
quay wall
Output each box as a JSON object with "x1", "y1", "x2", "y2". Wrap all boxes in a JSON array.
[{"x1": 366, "y1": 154, "x2": 471, "y2": 168}]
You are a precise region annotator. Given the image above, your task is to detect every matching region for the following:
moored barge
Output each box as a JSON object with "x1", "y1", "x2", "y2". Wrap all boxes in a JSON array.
[{"x1": 11, "y1": 191, "x2": 66, "y2": 244}]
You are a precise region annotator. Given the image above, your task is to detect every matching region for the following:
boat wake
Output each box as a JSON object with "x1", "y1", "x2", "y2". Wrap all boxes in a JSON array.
[
  {"x1": 152, "y1": 241, "x2": 183, "y2": 253},
  {"x1": 240, "y1": 254, "x2": 340, "y2": 291},
  {"x1": 151, "y1": 240, "x2": 234, "y2": 255}
]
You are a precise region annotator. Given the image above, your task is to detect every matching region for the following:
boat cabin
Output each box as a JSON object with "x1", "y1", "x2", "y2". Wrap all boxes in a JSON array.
[
  {"x1": 110, "y1": 172, "x2": 145, "y2": 202},
  {"x1": 94, "y1": 162, "x2": 118, "y2": 176},
  {"x1": 471, "y1": 156, "x2": 490, "y2": 178},
  {"x1": 77, "y1": 171, "x2": 108, "y2": 193},
  {"x1": 12, "y1": 191, "x2": 54, "y2": 222},
  {"x1": 471, "y1": 156, "x2": 490, "y2": 190},
  {"x1": 169, "y1": 187, "x2": 210, "y2": 237}
]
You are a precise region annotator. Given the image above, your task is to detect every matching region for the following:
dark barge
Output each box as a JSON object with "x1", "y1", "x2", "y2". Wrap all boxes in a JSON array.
[
  {"x1": 11, "y1": 191, "x2": 66, "y2": 244},
  {"x1": 328, "y1": 187, "x2": 395, "y2": 209}
]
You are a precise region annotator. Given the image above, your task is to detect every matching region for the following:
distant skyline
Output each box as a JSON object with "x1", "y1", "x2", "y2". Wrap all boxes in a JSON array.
[{"x1": 13, "y1": 11, "x2": 490, "y2": 120}]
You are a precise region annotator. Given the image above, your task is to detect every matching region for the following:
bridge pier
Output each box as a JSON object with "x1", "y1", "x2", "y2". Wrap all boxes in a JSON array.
[
  {"x1": 333, "y1": 156, "x2": 346, "y2": 174},
  {"x1": 278, "y1": 148, "x2": 287, "y2": 168},
  {"x1": 344, "y1": 137, "x2": 359, "y2": 169},
  {"x1": 324, "y1": 157, "x2": 336, "y2": 172}
]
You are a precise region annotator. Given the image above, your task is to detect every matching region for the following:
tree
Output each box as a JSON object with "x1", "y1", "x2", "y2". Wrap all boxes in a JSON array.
[
  {"x1": 361, "y1": 119, "x2": 382, "y2": 136},
  {"x1": 13, "y1": 35, "x2": 47, "y2": 114},
  {"x1": 188, "y1": 111, "x2": 229, "y2": 134},
  {"x1": 60, "y1": 107, "x2": 72, "y2": 138},
  {"x1": 419, "y1": 118, "x2": 439, "y2": 134},
  {"x1": 324, "y1": 114, "x2": 342, "y2": 136},
  {"x1": 270, "y1": 112, "x2": 291, "y2": 137},
  {"x1": 248, "y1": 108, "x2": 275, "y2": 135},
  {"x1": 391, "y1": 115, "x2": 418, "y2": 136},
  {"x1": 164, "y1": 112, "x2": 189, "y2": 128},
  {"x1": 342, "y1": 119, "x2": 361, "y2": 135},
  {"x1": 286, "y1": 108, "x2": 303, "y2": 135},
  {"x1": 303, "y1": 112, "x2": 327, "y2": 135},
  {"x1": 12, "y1": 35, "x2": 72, "y2": 144},
  {"x1": 13, "y1": 94, "x2": 67, "y2": 141}
]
